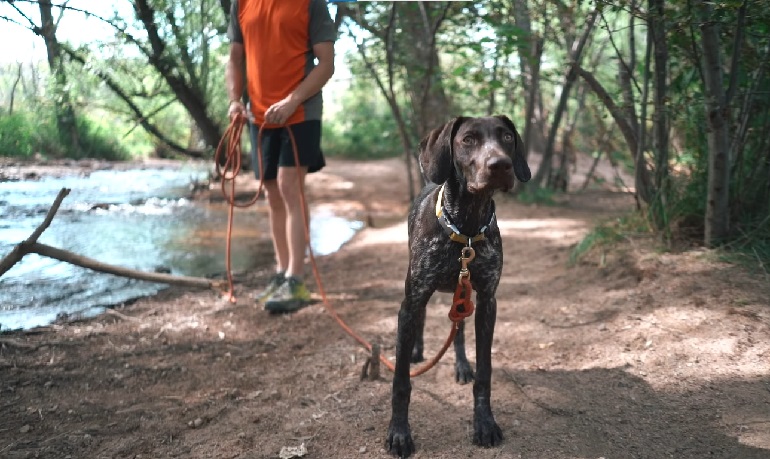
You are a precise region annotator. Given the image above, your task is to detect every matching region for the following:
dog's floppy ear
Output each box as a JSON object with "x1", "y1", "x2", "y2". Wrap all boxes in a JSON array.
[
  {"x1": 418, "y1": 117, "x2": 467, "y2": 184},
  {"x1": 495, "y1": 115, "x2": 531, "y2": 182}
]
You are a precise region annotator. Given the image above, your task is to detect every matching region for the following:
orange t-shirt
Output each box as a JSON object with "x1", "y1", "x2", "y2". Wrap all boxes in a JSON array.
[{"x1": 228, "y1": 0, "x2": 336, "y2": 125}]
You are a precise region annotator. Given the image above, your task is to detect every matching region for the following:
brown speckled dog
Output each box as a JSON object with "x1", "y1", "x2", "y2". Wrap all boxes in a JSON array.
[{"x1": 386, "y1": 116, "x2": 531, "y2": 457}]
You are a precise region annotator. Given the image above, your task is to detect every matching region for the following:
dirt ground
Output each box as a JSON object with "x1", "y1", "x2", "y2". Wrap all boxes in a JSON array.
[{"x1": 1, "y1": 157, "x2": 769, "y2": 459}]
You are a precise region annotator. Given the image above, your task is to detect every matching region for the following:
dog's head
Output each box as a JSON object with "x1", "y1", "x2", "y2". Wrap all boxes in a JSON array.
[{"x1": 418, "y1": 115, "x2": 531, "y2": 192}]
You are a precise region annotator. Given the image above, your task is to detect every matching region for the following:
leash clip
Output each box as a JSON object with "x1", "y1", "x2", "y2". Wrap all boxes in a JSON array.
[
  {"x1": 450, "y1": 246, "x2": 476, "y2": 323},
  {"x1": 458, "y1": 246, "x2": 475, "y2": 282}
]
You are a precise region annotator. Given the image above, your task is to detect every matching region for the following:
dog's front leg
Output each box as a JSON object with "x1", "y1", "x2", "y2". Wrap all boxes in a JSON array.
[
  {"x1": 410, "y1": 305, "x2": 426, "y2": 363},
  {"x1": 453, "y1": 320, "x2": 475, "y2": 384},
  {"x1": 386, "y1": 278, "x2": 432, "y2": 458},
  {"x1": 472, "y1": 292, "x2": 503, "y2": 447}
]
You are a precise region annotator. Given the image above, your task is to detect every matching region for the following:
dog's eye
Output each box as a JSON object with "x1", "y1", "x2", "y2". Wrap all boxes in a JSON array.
[
  {"x1": 502, "y1": 133, "x2": 514, "y2": 143},
  {"x1": 461, "y1": 135, "x2": 475, "y2": 145}
]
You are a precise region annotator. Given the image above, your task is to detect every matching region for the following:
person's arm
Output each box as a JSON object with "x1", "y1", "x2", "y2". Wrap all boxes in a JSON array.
[
  {"x1": 263, "y1": 41, "x2": 335, "y2": 125},
  {"x1": 226, "y1": 42, "x2": 247, "y2": 121}
]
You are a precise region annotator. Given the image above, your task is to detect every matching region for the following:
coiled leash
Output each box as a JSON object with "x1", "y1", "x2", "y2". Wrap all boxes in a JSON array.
[
  {"x1": 214, "y1": 112, "x2": 265, "y2": 303},
  {"x1": 214, "y1": 114, "x2": 477, "y2": 377}
]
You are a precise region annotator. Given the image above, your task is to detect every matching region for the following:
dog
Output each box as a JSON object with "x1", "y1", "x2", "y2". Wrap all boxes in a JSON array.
[{"x1": 386, "y1": 115, "x2": 531, "y2": 457}]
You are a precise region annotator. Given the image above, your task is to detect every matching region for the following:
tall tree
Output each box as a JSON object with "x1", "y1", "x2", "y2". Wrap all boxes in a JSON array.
[
  {"x1": 38, "y1": 0, "x2": 81, "y2": 152},
  {"x1": 695, "y1": 0, "x2": 731, "y2": 246}
]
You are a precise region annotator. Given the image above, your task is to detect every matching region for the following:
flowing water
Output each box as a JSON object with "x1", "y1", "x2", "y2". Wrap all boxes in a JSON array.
[{"x1": 0, "y1": 164, "x2": 363, "y2": 331}]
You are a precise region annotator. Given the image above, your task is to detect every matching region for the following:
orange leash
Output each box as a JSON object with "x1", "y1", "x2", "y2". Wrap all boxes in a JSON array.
[
  {"x1": 215, "y1": 116, "x2": 476, "y2": 377},
  {"x1": 214, "y1": 113, "x2": 265, "y2": 302}
]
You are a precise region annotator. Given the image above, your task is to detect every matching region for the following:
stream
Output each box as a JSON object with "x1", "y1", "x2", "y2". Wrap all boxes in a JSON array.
[{"x1": 0, "y1": 163, "x2": 362, "y2": 331}]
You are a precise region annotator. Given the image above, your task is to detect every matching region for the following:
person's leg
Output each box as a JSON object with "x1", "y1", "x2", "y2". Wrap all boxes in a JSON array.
[
  {"x1": 276, "y1": 166, "x2": 308, "y2": 278},
  {"x1": 263, "y1": 179, "x2": 290, "y2": 273},
  {"x1": 250, "y1": 123, "x2": 286, "y2": 301},
  {"x1": 263, "y1": 121, "x2": 322, "y2": 312}
]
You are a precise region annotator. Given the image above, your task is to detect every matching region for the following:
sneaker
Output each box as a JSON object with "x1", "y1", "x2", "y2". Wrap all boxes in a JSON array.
[
  {"x1": 264, "y1": 276, "x2": 311, "y2": 313},
  {"x1": 255, "y1": 272, "x2": 285, "y2": 303}
]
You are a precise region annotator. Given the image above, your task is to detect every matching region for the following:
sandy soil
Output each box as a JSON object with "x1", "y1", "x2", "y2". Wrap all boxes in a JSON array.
[{"x1": 1, "y1": 157, "x2": 769, "y2": 459}]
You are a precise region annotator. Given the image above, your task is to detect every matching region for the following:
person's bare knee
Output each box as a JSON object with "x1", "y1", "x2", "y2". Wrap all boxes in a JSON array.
[
  {"x1": 264, "y1": 180, "x2": 283, "y2": 210},
  {"x1": 276, "y1": 167, "x2": 307, "y2": 206}
]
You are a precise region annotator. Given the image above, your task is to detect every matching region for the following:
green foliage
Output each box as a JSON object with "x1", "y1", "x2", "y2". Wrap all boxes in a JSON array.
[
  {"x1": 74, "y1": 115, "x2": 129, "y2": 161},
  {"x1": 0, "y1": 113, "x2": 37, "y2": 158},
  {"x1": 0, "y1": 109, "x2": 128, "y2": 161},
  {"x1": 322, "y1": 79, "x2": 402, "y2": 159}
]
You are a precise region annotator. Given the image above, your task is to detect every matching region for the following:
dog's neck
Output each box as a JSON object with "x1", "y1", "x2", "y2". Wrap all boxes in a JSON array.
[{"x1": 439, "y1": 177, "x2": 496, "y2": 238}]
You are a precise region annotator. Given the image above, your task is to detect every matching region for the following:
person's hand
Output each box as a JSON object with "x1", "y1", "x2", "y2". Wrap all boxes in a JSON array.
[
  {"x1": 228, "y1": 100, "x2": 247, "y2": 122},
  {"x1": 264, "y1": 96, "x2": 300, "y2": 126}
]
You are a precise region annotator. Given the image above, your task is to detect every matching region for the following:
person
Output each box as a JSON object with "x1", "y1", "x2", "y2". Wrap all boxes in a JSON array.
[{"x1": 225, "y1": 0, "x2": 336, "y2": 313}]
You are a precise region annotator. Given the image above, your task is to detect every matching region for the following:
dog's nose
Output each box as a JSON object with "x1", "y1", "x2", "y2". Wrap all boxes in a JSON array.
[{"x1": 486, "y1": 156, "x2": 512, "y2": 173}]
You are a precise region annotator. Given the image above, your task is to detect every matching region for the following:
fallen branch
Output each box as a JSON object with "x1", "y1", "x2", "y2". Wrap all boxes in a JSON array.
[
  {"x1": 29, "y1": 242, "x2": 222, "y2": 289},
  {"x1": 0, "y1": 188, "x2": 69, "y2": 275},
  {"x1": 0, "y1": 187, "x2": 225, "y2": 291}
]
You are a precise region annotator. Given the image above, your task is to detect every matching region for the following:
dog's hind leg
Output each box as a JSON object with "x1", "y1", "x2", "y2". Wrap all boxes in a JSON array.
[
  {"x1": 471, "y1": 293, "x2": 503, "y2": 447},
  {"x1": 453, "y1": 320, "x2": 475, "y2": 384}
]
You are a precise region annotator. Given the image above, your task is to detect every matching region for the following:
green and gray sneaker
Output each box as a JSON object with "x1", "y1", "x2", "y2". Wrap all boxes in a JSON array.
[
  {"x1": 255, "y1": 272, "x2": 285, "y2": 303},
  {"x1": 264, "y1": 276, "x2": 311, "y2": 313}
]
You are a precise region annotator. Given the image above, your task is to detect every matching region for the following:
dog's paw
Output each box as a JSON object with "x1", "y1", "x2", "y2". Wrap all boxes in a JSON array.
[
  {"x1": 454, "y1": 360, "x2": 475, "y2": 384},
  {"x1": 472, "y1": 414, "x2": 503, "y2": 448},
  {"x1": 386, "y1": 422, "x2": 415, "y2": 457}
]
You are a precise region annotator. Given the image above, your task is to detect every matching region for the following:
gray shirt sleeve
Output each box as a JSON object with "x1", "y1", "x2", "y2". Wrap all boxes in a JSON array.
[
  {"x1": 309, "y1": 0, "x2": 337, "y2": 45},
  {"x1": 227, "y1": 0, "x2": 243, "y2": 44}
]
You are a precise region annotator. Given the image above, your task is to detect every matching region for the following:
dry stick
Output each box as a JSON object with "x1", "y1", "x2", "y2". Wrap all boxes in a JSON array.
[
  {"x1": 0, "y1": 188, "x2": 70, "y2": 276},
  {"x1": 30, "y1": 243, "x2": 221, "y2": 289},
  {"x1": 0, "y1": 187, "x2": 224, "y2": 290}
]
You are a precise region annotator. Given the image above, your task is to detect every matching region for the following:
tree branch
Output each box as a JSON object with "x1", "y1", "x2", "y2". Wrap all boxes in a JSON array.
[{"x1": 0, "y1": 188, "x2": 224, "y2": 290}]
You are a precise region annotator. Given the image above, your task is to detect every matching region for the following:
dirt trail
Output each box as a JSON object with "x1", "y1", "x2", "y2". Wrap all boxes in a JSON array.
[{"x1": 1, "y1": 157, "x2": 769, "y2": 459}]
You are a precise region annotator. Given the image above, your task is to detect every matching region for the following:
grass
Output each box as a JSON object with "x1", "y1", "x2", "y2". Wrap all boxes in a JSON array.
[
  {"x1": 0, "y1": 111, "x2": 128, "y2": 160},
  {"x1": 569, "y1": 213, "x2": 652, "y2": 266}
]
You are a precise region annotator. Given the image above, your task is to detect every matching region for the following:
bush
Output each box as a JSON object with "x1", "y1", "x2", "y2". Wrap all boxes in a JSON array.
[
  {"x1": 0, "y1": 113, "x2": 38, "y2": 158},
  {"x1": 322, "y1": 78, "x2": 403, "y2": 160},
  {"x1": 0, "y1": 110, "x2": 128, "y2": 160}
]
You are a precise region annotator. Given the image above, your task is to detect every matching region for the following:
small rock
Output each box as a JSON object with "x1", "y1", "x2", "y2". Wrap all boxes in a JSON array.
[
  {"x1": 359, "y1": 446, "x2": 366, "y2": 453},
  {"x1": 279, "y1": 443, "x2": 307, "y2": 459},
  {"x1": 20, "y1": 425, "x2": 31, "y2": 433},
  {"x1": 598, "y1": 323, "x2": 608, "y2": 331},
  {"x1": 188, "y1": 417, "x2": 204, "y2": 428}
]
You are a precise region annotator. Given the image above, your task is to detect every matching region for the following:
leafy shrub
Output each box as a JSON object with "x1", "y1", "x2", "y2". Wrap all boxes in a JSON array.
[
  {"x1": 0, "y1": 113, "x2": 38, "y2": 158},
  {"x1": 0, "y1": 110, "x2": 128, "y2": 160}
]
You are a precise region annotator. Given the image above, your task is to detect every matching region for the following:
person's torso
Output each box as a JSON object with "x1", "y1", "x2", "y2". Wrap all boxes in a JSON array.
[{"x1": 239, "y1": 0, "x2": 321, "y2": 125}]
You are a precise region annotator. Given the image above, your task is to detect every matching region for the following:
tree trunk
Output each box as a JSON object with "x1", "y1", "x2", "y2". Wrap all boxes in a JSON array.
[
  {"x1": 619, "y1": 5, "x2": 639, "y2": 138},
  {"x1": 575, "y1": 66, "x2": 638, "y2": 161},
  {"x1": 398, "y1": 2, "x2": 452, "y2": 138},
  {"x1": 696, "y1": 1, "x2": 731, "y2": 246},
  {"x1": 38, "y1": 0, "x2": 81, "y2": 153},
  {"x1": 530, "y1": 9, "x2": 598, "y2": 189},
  {"x1": 512, "y1": 0, "x2": 544, "y2": 163},
  {"x1": 132, "y1": 0, "x2": 223, "y2": 150},
  {"x1": 8, "y1": 63, "x2": 22, "y2": 115},
  {"x1": 649, "y1": 0, "x2": 669, "y2": 192}
]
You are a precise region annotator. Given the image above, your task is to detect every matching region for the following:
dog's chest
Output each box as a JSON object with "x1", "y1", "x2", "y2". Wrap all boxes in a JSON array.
[{"x1": 413, "y1": 235, "x2": 502, "y2": 293}]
